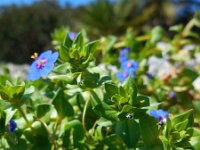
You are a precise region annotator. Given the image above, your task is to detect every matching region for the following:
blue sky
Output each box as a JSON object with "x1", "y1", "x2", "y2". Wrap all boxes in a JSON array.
[{"x1": 0, "y1": 0, "x2": 93, "y2": 7}]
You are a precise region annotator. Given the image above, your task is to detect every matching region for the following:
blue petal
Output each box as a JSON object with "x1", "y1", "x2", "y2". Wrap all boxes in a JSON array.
[
  {"x1": 39, "y1": 63, "x2": 54, "y2": 76},
  {"x1": 116, "y1": 71, "x2": 127, "y2": 82},
  {"x1": 48, "y1": 51, "x2": 59, "y2": 63},
  {"x1": 119, "y1": 55, "x2": 128, "y2": 63},
  {"x1": 39, "y1": 50, "x2": 52, "y2": 59},
  {"x1": 157, "y1": 109, "x2": 169, "y2": 118},
  {"x1": 120, "y1": 48, "x2": 129, "y2": 56},
  {"x1": 68, "y1": 32, "x2": 78, "y2": 40},
  {"x1": 149, "y1": 110, "x2": 159, "y2": 119},
  {"x1": 27, "y1": 61, "x2": 41, "y2": 81}
]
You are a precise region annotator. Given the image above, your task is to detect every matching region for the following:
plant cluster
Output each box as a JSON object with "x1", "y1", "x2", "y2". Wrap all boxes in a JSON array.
[{"x1": 1, "y1": 15, "x2": 200, "y2": 149}]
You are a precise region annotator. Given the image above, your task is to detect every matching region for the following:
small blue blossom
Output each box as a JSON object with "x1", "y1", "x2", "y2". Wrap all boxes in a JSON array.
[
  {"x1": 169, "y1": 91, "x2": 176, "y2": 99},
  {"x1": 116, "y1": 48, "x2": 139, "y2": 82},
  {"x1": 119, "y1": 48, "x2": 129, "y2": 63},
  {"x1": 121, "y1": 60, "x2": 139, "y2": 71},
  {"x1": 27, "y1": 50, "x2": 59, "y2": 81},
  {"x1": 68, "y1": 32, "x2": 78, "y2": 41},
  {"x1": 149, "y1": 109, "x2": 169, "y2": 126},
  {"x1": 120, "y1": 48, "x2": 129, "y2": 56},
  {"x1": 116, "y1": 70, "x2": 134, "y2": 82},
  {"x1": 119, "y1": 55, "x2": 128, "y2": 63},
  {"x1": 8, "y1": 119, "x2": 17, "y2": 132}
]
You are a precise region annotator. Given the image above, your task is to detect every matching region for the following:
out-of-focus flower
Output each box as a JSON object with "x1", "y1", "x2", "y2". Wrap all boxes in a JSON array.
[
  {"x1": 149, "y1": 109, "x2": 169, "y2": 126},
  {"x1": 156, "y1": 42, "x2": 170, "y2": 60},
  {"x1": 148, "y1": 56, "x2": 173, "y2": 78},
  {"x1": 68, "y1": 32, "x2": 78, "y2": 41},
  {"x1": 121, "y1": 60, "x2": 139, "y2": 71},
  {"x1": 116, "y1": 70, "x2": 133, "y2": 82},
  {"x1": 116, "y1": 48, "x2": 139, "y2": 82},
  {"x1": 119, "y1": 48, "x2": 129, "y2": 63},
  {"x1": 185, "y1": 53, "x2": 200, "y2": 69},
  {"x1": 27, "y1": 50, "x2": 59, "y2": 81},
  {"x1": 169, "y1": 91, "x2": 176, "y2": 99},
  {"x1": 193, "y1": 77, "x2": 200, "y2": 92},
  {"x1": 8, "y1": 119, "x2": 17, "y2": 132},
  {"x1": 182, "y1": 44, "x2": 196, "y2": 51}
]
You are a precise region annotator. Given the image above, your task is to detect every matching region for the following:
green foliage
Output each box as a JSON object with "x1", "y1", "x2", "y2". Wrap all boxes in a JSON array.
[{"x1": 1, "y1": 14, "x2": 200, "y2": 149}]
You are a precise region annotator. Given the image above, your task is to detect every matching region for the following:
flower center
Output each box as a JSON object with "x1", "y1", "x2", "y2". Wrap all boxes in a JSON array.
[
  {"x1": 159, "y1": 117, "x2": 167, "y2": 126},
  {"x1": 122, "y1": 72, "x2": 128, "y2": 77},
  {"x1": 36, "y1": 59, "x2": 47, "y2": 69},
  {"x1": 127, "y1": 62, "x2": 133, "y2": 68}
]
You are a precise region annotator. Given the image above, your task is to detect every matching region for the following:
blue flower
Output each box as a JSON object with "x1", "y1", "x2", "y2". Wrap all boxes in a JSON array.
[
  {"x1": 149, "y1": 109, "x2": 169, "y2": 126},
  {"x1": 116, "y1": 70, "x2": 130, "y2": 82},
  {"x1": 27, "y1": 50, "x2": 59, "y2": 81},
  {"x1": 120, "y1": 48, "x2": 129, "y2": 56},
  {"x1": 121, "y1": 60, "x2": 139, "y2": 71},
  {"x1": 116, "y1": 48, "x2": 139, "y2": 82},
  {"x1": 68, "y1": 32, "x2": 78, "y2": 41},
  {"x1": 169, "y1": 91, "x2": 176, "y2": 99},
  {"x1": 116, "y1": 69, "x2": 135, "y2": 82},
  {"x1": 8, "y1": 119, "x2": 17, "y2": 132},
  {"x1": 119, "y1": 55, "x2": 128, "y2": 63},
  {"x1": 119, "y1": 48, "x2": 129, "y2": 63}
]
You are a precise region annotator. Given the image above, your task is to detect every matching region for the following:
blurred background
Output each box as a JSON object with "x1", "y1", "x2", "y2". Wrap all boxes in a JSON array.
[{"x1": 0, "y1": 0, "x2": 200, "y2": 64}]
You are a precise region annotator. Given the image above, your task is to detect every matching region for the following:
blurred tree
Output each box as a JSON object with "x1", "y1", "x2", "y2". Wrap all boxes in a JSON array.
[
  {"x1": 76, "y1": 0, "x2": 166, "y2": 36},
  {"x1": 0, "y1": 1, "x2": 75, "y2": 63}
]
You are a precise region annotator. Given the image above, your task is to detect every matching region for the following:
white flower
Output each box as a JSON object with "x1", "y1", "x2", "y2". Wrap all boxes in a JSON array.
[
  {"x1": 148, "y1": 56, "x2": 173, "y2": 78},
  {"x1": 185, "y1": 53, "x2": 200, "y2": 69},
  {"x1": 182, "y1": 44, "x2": 196, "y2": 51},
  {"x1": 156, "y1": 42, "x2": 170, "y2": 60},
  {"x1": 193, "y1": 77, "x2": 200, "y2": 92}
]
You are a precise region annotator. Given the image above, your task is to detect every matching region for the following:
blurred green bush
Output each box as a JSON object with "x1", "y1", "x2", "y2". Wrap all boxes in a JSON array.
[{"x1": 0, "y1": 0, "x2": 199, "y2": 63}]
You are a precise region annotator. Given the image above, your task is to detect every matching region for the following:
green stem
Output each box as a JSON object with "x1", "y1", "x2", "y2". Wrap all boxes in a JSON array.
[
  {"x1": 82, "y1": 91, "x2": 91, "y2": 135},
  {"x1": 50, "y1": 119, "x2": 61, "y2": 150},
  {"x1": 18, "y1": 107, "x2": 30, "y2": 125},
  {"x1": 182, "y1": 18, "x2": 195, "y2": 37}
]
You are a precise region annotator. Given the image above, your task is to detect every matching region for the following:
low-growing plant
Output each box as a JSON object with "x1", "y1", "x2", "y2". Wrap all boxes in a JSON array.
[{"x1": 1, "y1": 17, "x2": 200, "y2": 149}]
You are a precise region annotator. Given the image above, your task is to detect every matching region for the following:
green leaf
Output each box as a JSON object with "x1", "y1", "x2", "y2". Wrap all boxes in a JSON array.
[
  {"x1": 169, "y1": 24, "x2": 183, "y2": 32},
  {"x1": 174, "y1": 119, "x2": 189, "y2": 132},
  {"x1": 105, "y1": 35, "x2": 116, "y2": 51},
  {"x1": 0, "y1": 111, "x2": 6, "y2": 136},
  {"x1": 24, "y1": 121, "x2": 50, "y2": 148},
  {"x1": 102, "y1": 134, "x2": 127, "y2": 149},
  {"x1": 171, "y1": 109, "x2": 194, "y2": 129},
  {"x1": 74, "y1": 32, "x2": 84, "y2": 49},
  {"x1": 59, "y1": 45, "x2": 70, "y2": 61},
  {"x1": 150, "y1": 26, "x2": 165, "y2": 43},
  {"x1": 139, "y1": 113, "x2": 159, "y2": 146},
  {"x1": 49, "y1": 72, "x2": 80, "y2": 84},
  {"x1": 53, "y1": 88, "x2": 74, "y2": 118},
  {"x1": 85, "y1": 40, "x2": 99, "y2": 56},
  {"x1": 93, "y1": 102, "x2": 119, "y2": 121},
  {"x1": 115, "y1": 119, "x2": 140, "y2": 148},
  {"x1": 36, "y1": 104, "x2": 51, "y2": 118},
  {"x1": 5, "y1": 108, "x2": 17, "y2": 125},
  {"x1": 111, "y1": 94, "x2": 128, "y2": 106},
  {"x1": 80, "y1": 72, "x2": 100, "y2": 88},
  {"x1": 134, "y1": 95, "x2": 150, "y2": 108},
  {"x1": 105, "y1": 83, "x2": 119, "y2": 98},
  {"x1": 123, "y1": 75, "x2": 137, "y2": 105},
  {"x1": 63, "y1": 120, "x2": 84, "y2": 148},
  {"x1": 64, "y1": 33, "x2": 73, "y2": 48},
  {"x1": 190, "y1": 128, "x2": 200, "y2": 149}
]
